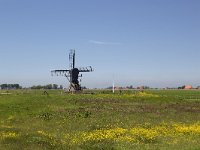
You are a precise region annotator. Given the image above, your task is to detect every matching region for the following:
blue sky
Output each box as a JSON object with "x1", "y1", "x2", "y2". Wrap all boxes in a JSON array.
[{"x1": 0, "y1": 0, "x2": 199, "y2": 88}]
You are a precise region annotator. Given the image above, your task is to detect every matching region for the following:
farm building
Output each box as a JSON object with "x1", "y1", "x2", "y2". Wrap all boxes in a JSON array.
[{"x1": 184, "y1": 85, "x2": 193, "y2": 89}]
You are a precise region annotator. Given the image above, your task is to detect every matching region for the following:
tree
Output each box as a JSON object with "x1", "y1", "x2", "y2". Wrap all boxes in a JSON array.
[
  {"x1": 82, "y1": 86, "x2": 87, "y2": 89},
  {"x1": 0, "y1": 84, "x2": 8, "y2": 89},
  {"x1": 53, "y1": 84, "x2": 58, "y2": 89},
  {"x1": 0, "y1": 84, "x2": 22, "y2": 89},
  {"x1": 59, "y1": 85, "x2": 63, "y2": 89}
]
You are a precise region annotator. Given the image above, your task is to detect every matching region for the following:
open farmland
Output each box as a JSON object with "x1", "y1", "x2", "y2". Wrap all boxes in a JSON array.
[{"x1": 0, "y1": 90, "x2": 200, "y2": 150}]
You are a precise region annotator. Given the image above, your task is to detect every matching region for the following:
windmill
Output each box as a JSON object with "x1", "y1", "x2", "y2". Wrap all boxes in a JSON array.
[{"x1": 51, "y1": 49, "x2": 93, "y2": 92}]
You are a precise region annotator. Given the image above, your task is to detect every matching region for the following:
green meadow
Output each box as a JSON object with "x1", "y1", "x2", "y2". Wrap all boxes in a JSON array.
[{"x1": 0, "y1": 89, "x2": 200, "y2": 150}]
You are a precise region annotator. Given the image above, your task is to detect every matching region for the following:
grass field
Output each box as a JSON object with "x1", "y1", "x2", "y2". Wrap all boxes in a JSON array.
[{"x1": 0, "y1": 89, "x2": 200, "y2": 150}]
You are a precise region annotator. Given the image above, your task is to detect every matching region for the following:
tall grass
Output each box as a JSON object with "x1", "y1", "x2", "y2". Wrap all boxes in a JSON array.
[{"x1": 0, "y1": 89, "x2": 200, "y2": 149}]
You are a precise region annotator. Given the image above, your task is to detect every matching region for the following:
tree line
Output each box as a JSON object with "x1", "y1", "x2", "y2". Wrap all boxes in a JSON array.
[
  {"x1": 0, "y1": 84, "x2": 63, "y2": 90},
  {"x1": 30, "y1": 84, "x2": 63, "y2": 89},
  {"x1": 0, "y1": 84, "x2": 22, "y2": 89}
]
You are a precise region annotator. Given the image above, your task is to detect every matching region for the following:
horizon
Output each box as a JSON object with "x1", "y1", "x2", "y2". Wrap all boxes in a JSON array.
[
  {"x1": 0, "y1": 83, "x2": 198, "y2": 89},
  {"x1": 0, "y1": 0, "x2": 200, "y2": 88}
]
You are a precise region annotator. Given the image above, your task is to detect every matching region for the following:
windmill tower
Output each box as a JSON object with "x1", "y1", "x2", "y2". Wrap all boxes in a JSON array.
[{"x1": 51, "y1": 49, "x2": 93, "y2": 92}]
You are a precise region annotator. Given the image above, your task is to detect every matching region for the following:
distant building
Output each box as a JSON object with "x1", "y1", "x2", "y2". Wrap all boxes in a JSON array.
[
  {"x1": 115, "y1": 86, "x2": 123, "y2": 90},
  {"x1": 138, "y1": 86, "x2": 150, "y2": 90},
  {"x1": 139, "y1": 86, "x2": 144, "y2": 90},
  {"x1": 184, "y1": 85, "x2": 193, "y2": 89}
]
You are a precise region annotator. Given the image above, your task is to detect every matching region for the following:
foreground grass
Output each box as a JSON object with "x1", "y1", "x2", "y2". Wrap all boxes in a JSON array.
[{"x1": 0, "y1": 89, "x2": 200, "y2": 149}]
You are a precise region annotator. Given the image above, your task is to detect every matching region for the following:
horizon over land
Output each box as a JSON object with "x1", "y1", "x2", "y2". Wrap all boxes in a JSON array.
[{"x1": 0, "y1": 83, "x2": 199, "y2": 90}]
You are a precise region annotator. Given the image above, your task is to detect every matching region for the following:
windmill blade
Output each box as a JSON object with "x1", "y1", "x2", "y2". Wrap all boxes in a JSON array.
[
  {"x1": 69, "y1": 49, "x2": 75, "y2": 69},
  {"x1": 51, "y1": 70, "x2": 70, "y2": 76},
  {"x1": 78, "y1": 66, "x2": 94, "y2": 72}
]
